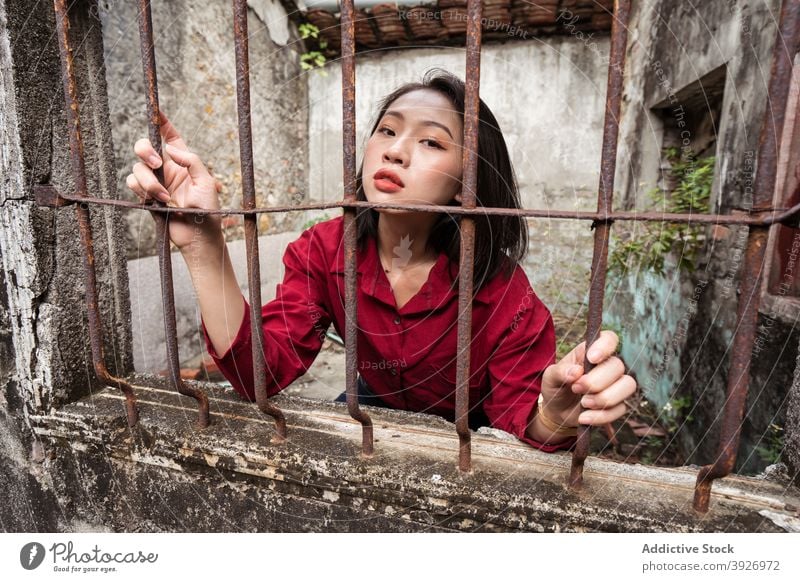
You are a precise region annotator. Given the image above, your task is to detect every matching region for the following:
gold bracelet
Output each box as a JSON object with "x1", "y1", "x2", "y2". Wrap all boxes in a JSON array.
[{"x1": 536, "y1": 403, "x2": 579, "y2": 437}]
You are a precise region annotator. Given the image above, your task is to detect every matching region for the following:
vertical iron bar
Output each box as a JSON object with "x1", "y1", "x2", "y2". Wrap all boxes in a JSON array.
[
  {"x1": 569, "y1": 0, "x2": 631, "y2": 489},
  {"x1": 693, "y1": 0, "x2": 800, "y2": 513},
  {"x1": 232, "y1": 0, "x2": 286, "y2": 442},
  {"x1": 52, "y1": 0, "x2": 138, "y2": 427},
  {"x1": 136, "y1": 0, "x2": 210, "y2": 428},
  {"x1": 455, "y1": 0, "x2": 483, "y2": 473},
  {"x1": 341, "y1": 0, "x2": 374, "y2": 456}
]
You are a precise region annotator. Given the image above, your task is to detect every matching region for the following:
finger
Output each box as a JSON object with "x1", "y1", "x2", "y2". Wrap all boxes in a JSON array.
[
  {"x1": 579, "y1": 402, "x2": 627, "y2": 425},
  {"x1": 542, "y1": 359, "x2": 583, "y2": 392},
  {"x1": 158, "y1": 111, "x2": 188, "y2": 149},
  {"x1": 134, "y1": 138, "x2": 162, "y2": 169},
  {"x1": 125, "y1": 173, "x2": 147, "y2": 201},
  {"x1": 164, "y1": 143, "x2": 211, "y2": 183},
  {"x1": 132, "y1": 162, "x2": 170, "y2": 203},
  {"x1": 585, "y1": 329, "x2": 620, "y2": 364},
  {"x1": 579, "y1": 374, "x2": 637, "y2": 410},
  {"x1": 572, "y1": 355, "x2": 626, "y2": 395}
]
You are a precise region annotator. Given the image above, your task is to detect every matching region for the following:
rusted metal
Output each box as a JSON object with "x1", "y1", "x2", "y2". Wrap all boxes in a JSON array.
[
  {"x1": 341, "y1": 0, "x2": 374, "y2": 457},
  {"x1": 49, "y1": 0, "x2": 800, "y2": 501},
  {"x1": 232, "y1": 0, "x2": 287, "y2": 442},
  {"x1": 52, "y1": 0, "x2": 138, "y2": 427},
  {"x1": 34, "y1": 184, "x2": 74, "y2": 208},
  {"x1": 569, "y1": 0, "x2": 631, "y2": 490},
  {"x1": 693, "y1": 0, "x2": 800, "y2": 513},
  {"x1": 455, "y1": 0, "x2": 484, "y2": 473},
  {"x1": 136, "y1": 0, "x2": 210, "y2": 428},
  {"x1": 45, "y1": 191, "x2": 800, "y2": 227}
]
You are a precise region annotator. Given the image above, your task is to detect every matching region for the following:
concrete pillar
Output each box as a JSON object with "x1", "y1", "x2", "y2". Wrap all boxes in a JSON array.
[
  {"x1": 785, "y1": 336, "x2": 800, "y2": 485},
  {"x1": 0, "y1": 0, "x2": 131, "y2": 530}
]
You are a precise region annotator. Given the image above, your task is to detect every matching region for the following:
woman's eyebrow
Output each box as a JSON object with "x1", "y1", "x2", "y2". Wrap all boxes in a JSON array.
[{"x1": 383, "y1": 110, "x2": 455, "y2": 140}]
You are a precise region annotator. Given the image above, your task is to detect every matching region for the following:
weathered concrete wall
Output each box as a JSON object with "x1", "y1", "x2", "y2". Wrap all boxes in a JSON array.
[
  {"x1": 605, "y1": 0, "x2": 799, "y2": 473},
  {"x1": 28, "y1": 378, "x2": 800, "y2": 532},
  {"x1": 787, "y1": 333, "x2": 800, "y2": 484},
  {"x1": 100, "y1": 0, "x2": 308, "y2": 259},
  {"x1": 0, "y1": 0, "x2": 132, "y2": 530},
  {"x1": 308, "y1": 38, "x2": 612, "y2": 318},
  {"x1": 3, "y1": 0, "x2": 799, "y2": 534}
]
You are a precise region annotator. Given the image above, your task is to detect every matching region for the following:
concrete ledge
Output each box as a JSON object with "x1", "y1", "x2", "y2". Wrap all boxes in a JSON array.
[{"x1": 29, "y1": 376, "x2": 800, "y2": 532}]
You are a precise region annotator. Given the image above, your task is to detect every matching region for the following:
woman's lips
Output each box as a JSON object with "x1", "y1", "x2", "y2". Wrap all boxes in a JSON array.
[
  {"x1": 373, "y1": 177, "x2": 403, "y2": 193},
  {"x1": 373, "y1": 169, "x2": 404, "y2": 192}
]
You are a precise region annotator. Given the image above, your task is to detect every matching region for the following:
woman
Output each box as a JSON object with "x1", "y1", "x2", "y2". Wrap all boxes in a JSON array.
[{"x1": 126, "y1": 69, "x2": 637, "y2": 452}]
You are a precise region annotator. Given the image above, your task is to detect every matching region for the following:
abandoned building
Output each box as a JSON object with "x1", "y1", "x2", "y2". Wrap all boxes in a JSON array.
[{"x1": 1, "y1": 0, "x2": 800, "y2": 532}]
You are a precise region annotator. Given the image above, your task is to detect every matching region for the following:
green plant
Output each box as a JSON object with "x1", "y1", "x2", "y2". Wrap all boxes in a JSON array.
[
  {"x1": 639, "y1": 436, "x2": 663, "y2": 465},
  {"x1": 755, "y1": 423, "x2": 784, "y2": 464},
  {"x1": 609, "y1": 151, "x2": 714, "y2": 277},
  {"x1": 299, "y1": 23, "x2": 328, "y2": 75},
  {"x1": 661, "y1": 394, "x2": 693, "y2": 435}
]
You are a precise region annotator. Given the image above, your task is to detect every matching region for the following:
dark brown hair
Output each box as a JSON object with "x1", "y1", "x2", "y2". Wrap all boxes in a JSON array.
[{"x1": 355, "y1": 68, "x2": 528, "y2": 291}]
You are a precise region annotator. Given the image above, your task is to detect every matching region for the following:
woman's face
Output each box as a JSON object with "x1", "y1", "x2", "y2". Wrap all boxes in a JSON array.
[{"x1": 362, "y1": 89, "x2": 464, "y2": 213}]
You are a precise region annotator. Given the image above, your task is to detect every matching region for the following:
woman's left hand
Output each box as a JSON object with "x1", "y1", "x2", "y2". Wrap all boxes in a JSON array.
[{"x1": 540, "y1": 330, "x2": 637, "y2": 427}]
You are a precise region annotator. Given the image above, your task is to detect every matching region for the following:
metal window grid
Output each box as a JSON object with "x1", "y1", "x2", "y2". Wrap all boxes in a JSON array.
[{"x1": 40, "y1": 0, "x2": 800, "y2": 514}]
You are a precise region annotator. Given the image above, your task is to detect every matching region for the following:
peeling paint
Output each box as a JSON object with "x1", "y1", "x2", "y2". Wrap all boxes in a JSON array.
[
  {"x1": 758, "y1": 509, "x2": 800, "y2": 532},
  {"x1": 129, "y1": 452, "x2": 185, "y2": 472}
]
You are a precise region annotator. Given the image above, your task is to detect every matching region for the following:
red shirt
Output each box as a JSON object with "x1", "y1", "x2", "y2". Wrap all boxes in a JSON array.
[{"x1": 202, "y1": 215, "x2": 574, "y2": 452}]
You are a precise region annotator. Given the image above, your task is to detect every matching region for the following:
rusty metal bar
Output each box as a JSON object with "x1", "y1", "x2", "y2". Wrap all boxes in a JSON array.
[
  {"x1": 43, "y1": 191, "x2": 800, "y2": 227},
  {"x1": 232, "y1": 0, "x2": 287, "y2": 442},
  {"x1": 136, "y1": 0, "x2": 210, "y2": 428},
  {"x1": 341, "y1": 0, "x2": 374, "y2": 456},
  {"x1": 693, "y1": 0, "x2": 800, "y2": 513},
  {"x1": 34, "y1": 184, "x2": 75, "y2": 208},
  {"x1": 50, "y1": 0, "x2": 800, "y2": 499},
  {"x1": 569, "y1": 0, "x2": 631, "y2": 490},
  {"x1": 52, "y1": 0, "x2": 138, "y2": 427},
  {"x1": 454, "y1": 0, "x2": 483, "y2": 473}
]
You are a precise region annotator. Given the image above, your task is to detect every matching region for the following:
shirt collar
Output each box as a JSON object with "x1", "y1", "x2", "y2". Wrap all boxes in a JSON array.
[{"x1": 331, "y1": 235, "x2": 494, "y2": 308}]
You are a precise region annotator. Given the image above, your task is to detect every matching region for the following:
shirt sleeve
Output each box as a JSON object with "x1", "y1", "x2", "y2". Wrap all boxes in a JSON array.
[
  {"x1": 482, "y1": 285, "x2": 576, "y2": 453},
  {"x1": 201, "y1": 227, "x2": 332, "y2": 402}
]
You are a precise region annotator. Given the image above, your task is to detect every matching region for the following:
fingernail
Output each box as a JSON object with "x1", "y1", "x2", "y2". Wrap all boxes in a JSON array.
[
  {"x1": 572, "y1": 383, "x2": 585, "y2": 393},
  {"x1": 568, "y1": 365, "x2": 581, "y2": 378},
  {"x1": 579, "y1": 412, "x2": 592, "y2": 424},
  {"x1": 588, "y1": 349, "x2": 600, "y2": 361},
  {"x1": 581, "y1": 396, "x2": 595, "y2": 407},
  {"x1": 157, "y1": 191, "x2": 170, "y2": 203},
  {"x1": 148, "y1": 154, "x2": 161, "y2": 167}
]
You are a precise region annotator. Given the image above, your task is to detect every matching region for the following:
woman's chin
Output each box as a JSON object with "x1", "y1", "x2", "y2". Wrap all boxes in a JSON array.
[
  {"x1": 366, "y1": 190, "x2": 409, "y2": 211},
  {"x1": 375, "y1": 207, "x2": 413, "y2": 216}
]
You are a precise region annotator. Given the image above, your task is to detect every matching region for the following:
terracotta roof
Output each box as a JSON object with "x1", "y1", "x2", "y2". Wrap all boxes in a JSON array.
[{"x1": 303, "y1": 0, "x2": 613, "y2": 55}]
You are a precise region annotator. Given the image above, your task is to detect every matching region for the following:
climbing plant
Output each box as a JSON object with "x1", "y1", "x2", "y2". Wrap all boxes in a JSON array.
[
  {"x1": 756, "y1": 423, "x2": 785, "y2": 464},
  {"x1": 298, "y1": 23, "x2": 328, "y2": 75}
]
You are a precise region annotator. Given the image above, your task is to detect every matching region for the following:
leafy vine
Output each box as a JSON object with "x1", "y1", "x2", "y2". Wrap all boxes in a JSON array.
[{"x1": 609, "y1": 150, "x2": 715, "y2": 276}]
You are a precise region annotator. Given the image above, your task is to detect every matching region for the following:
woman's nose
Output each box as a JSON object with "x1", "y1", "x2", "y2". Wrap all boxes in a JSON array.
[{"x1": 382, "y1": 143, "x2": 409, "y2": 166}]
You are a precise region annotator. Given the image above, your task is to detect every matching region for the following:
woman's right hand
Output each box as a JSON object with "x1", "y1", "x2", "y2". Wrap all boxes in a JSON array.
[{"x1": 126, "y1": 111, "x2": 223, "y2": 251}]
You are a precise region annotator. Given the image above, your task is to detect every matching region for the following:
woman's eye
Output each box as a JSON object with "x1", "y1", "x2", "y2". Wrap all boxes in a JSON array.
[
  {"x1": 378, "y1": 127, "x2": 394, "y2": 136},
  {"x1": 423, "y1": 139, "x2": 443, "y2": 149}
]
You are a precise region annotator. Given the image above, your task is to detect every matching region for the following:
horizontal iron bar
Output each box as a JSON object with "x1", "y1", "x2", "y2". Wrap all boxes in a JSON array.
[{"x1": 41, "y1": 188, "x2": 800, "y2": 227}]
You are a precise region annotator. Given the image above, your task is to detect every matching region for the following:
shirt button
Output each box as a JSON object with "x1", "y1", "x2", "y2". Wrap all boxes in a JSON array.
[
  {"x1": 393, "y1": 316, "x2": 401, "y2": 324},
  {"x1": 390, "y1": 368, "x2": 398, "y2": 376}
]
